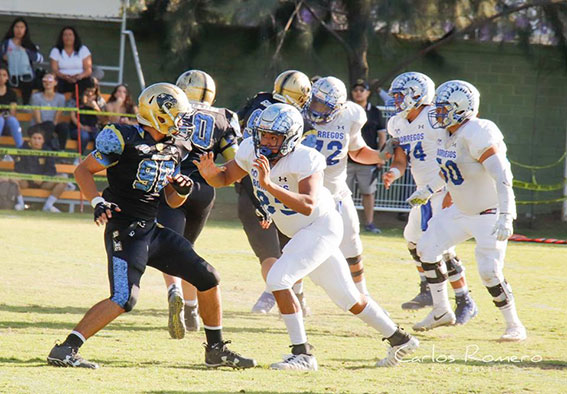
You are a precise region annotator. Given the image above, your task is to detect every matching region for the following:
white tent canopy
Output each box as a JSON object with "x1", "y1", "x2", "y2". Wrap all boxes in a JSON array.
[{"x1": 0, "y1": 0, "x2": 123, "y2": 21}]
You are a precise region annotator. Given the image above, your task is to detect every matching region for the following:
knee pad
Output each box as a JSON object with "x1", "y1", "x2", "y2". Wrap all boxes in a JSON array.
[
  {"x1": 122, "y1": 284, "x2": 140, "y2": 312},
  {"x1": 486, "y1": 280, "x2": 513, "y2": 308},
  {"x1": 407, "y1": 242, "x2": 421, "y2": 264},
  {"x1": 193, "y1": 259, "x2": 221, "y2": 292},
  {"x1": 421, "y1": 261, "x2": 448, "y2": 284},
  {"x1": 443, "y1": 255, "x2": 464, "y2": 282}
]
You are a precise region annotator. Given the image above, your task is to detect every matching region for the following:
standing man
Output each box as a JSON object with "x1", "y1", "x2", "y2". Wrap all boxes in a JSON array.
[
  {"x1": 346, "y1": 79, "x2": 387, "y2": 234},
  {"x1": 409, "y1": 80, "x2": 526, "y2": 341},
  {"x1": 46, "y1": 83, "x2": 255, "y2": 369}
]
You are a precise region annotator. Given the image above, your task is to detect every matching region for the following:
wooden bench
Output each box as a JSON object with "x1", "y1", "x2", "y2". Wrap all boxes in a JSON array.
[
  {"x1": 0, "y1": 157, "x2": 107, "y2": 213},
  {"x1": 0, "y1": 135, "x2": 94, "y2": 151}
]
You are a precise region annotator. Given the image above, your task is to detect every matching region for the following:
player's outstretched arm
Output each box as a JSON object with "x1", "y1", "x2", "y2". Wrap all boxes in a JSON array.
[
  {"x1": 254, "y1": 155, "x2": 318, "y2": 216},
  {"x1": 193, "y1": 152, "x2": 247, "y2": 187},
  {"x1": 349, "y1": 141, "x2": 396, "y2": 166}
]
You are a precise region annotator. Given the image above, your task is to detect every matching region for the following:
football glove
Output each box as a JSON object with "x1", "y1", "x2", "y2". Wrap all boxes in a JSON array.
[
  {"x1": 406, "y1": 186, "x2": 434, "y2": 207},
  {"x1": 492, "y1": 213, "x2": 513, "y2": 241},
  {"x1": 255, "y1": 207, "x2": 272, "y2": 224},
  {"x1": 378, "y1": 137, "x2": 400, "y2": 161},
  {"x1": 93, "y1": 200, "x2": 120, "y2": 223},
  {"x1": 170, "y1": 174, "x2": 194, "y2": 196}
]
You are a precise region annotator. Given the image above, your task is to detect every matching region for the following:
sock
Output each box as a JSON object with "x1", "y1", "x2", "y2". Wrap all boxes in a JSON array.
[
  {"x1": 43, "y1": 195, "x2": 57, "y2": 209},
  {"x1": 429, "y1": 281, "x2": 451, "y2": 311},
  {"x1": 204, "y1": 326, "x2": 223, "y2": 345},
  {"x1": 453, "y1": 283, "x2": 469, "y2": 297},
  {"x1": 185, "y1": 299, "x2": 198, "y2": 307},
  {"x1": 62, "y1": 331, "x2": 85, "y2": 351},
  {"x1": 417, "y1": 268, "x2": 427, "y2": 283},
  {"x1": 17, "y1": 195, "x2": 24, "y2": 206},
  {"x1": 385, "y1": 329, "x2": 411, "y2": 347},
  {"x1": 356, "y1": 299, "x2": 397, "y2": 337},
  {"x1": 167, "y1": 283, "x2": 181, "y2": 298},
  {"x1": 500, "y1": 302, "x2": 522, "y2": 327},
  {"x1": 291, "y1": 342, "x2": 313, "y2": 355},
  {"x1": 355, "y1": 278, "x2": 369, "y2": 295},
  {"x1": 281, "y1": 311, "x2": 307, "y2": 346},
  {"x1": 292, "y1": 282, "x2": 303, "y2": 295}
]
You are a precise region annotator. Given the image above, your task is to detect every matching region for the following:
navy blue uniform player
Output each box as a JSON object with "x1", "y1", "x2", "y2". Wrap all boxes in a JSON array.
[
  {"x1": 235, "y1": 70, "x2": 313, "y2": 315},
  {"x1": 47, "y1": 83, "x2": 255, "y2": 370},
  {"x1": 157, "y1": 70, "x2": 241, "y2": 337}
]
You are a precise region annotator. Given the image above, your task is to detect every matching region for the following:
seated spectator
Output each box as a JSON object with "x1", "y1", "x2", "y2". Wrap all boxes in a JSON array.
[
  {"x1": 0, "y1": 17, "x2": 44, "y2": 104},
  {"x1": 102, "y1": 84, "x2": 137, "y2": 125},
  {"x1": 0, "y1": 66, "x2": 23, "y2": 148},
  {"x1": 13, "y1": 127, "x2": 66, "y2": 212},
  {"x1": 49, "y1": 26, "x2": 92, "y2": 94},
  {"x1": 69, "y1": 78, "x2": 103, "y2": 153},
  {"x1": 30, "y1": 72, "x2": 69, "y2": 150}
]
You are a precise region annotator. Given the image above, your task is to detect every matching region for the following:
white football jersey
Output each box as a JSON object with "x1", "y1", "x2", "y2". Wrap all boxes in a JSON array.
[
  {"x1": 387, "y1": 105, "x2": 442, "y2": 188},
  {"x1": 235, "y1": 137, "x2": 335, "y2": 237},
  {"x1": 310, "y1": 101, "x2": 367, "y2": 198},
  {"x1": 435, "y1": 117, "x2": 510, "y2": 215}
]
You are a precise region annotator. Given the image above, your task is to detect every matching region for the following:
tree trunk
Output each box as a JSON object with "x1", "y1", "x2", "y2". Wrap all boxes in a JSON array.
[{"x1": 344, "y1": 0, "x2": 371, "y2": 85}]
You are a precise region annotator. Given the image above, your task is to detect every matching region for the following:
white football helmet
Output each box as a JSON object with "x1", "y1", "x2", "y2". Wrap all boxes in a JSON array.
[
  {"x1": 305, "y1": 76, "x2": 347, "y2": 124},
  {"x1": 253, "y1": 103, "x2": 304, "y2": 160},
  {"x1": 428, "y1": 80, "x2": 480, "y2": 129},
  {"x1": 387, "y1": 72, "x2": 435, "y2": 117}
]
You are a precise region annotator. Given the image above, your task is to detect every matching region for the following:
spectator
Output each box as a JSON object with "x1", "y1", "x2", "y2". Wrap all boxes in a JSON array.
[
  {"x1": 69, "y1": 78, "x2": 103, "y2": 153},
  {"x1": 0, "y1": 66, "x2": 23, "y2": 148},
  {"x1": 49, "y1": 26, "x2": 92, "y2": 94},
  {"x1": 102, "y1": 84, "x2": 137, "y2": 125},
  {"x1": 30, "y1": 72, "x2": 69, "y2": 150},
  {"x1": 0, "y1": 17, "x2": 44, "y2": 104},
  {"x1": 346, "y1": 79, "x2": 386, "y2": 234},
  {"x1": 13, "y1": 127, "x2": 66, "y2": 212}
]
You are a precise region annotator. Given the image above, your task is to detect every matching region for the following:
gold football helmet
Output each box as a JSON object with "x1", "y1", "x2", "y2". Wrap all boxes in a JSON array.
[
  {"x1": 273, "y1": 70, "x2": 311, "y2": 110},
  {"x1": 175, "y1": 69, "x2": 216, "y2": 105},
  {"x1": 137, "y1": 83, "x2": 192, "y2": 136}
]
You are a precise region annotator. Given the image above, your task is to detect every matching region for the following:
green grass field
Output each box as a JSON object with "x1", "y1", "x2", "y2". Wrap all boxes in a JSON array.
[{"x1": 1, "y1": 211, "x2": 566, "y2": 393}]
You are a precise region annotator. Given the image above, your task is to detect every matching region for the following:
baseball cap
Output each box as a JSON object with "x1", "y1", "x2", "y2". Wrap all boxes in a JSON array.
[{"x1": 351, "y1": 79, "x2": 370, "y2": 90}]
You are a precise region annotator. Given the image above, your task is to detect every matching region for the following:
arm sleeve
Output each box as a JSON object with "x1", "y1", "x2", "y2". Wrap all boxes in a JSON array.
[
  {"x1": 482, "y1": 153, "x2": 516, "y2": 218},
  {"x1": 347, "y1": 104, "x2": 367, "y2": 151},
  {"x1": 90, "y1": 125, "x2": 125, "y2": 167}
]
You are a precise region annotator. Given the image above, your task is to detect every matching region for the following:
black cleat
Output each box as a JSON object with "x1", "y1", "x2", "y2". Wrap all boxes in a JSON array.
[
  {"x1": 47, "y1": 343, "x2": 99, "y2": 369},
  {"x1": 204, "y1": 340, "x2": 256, "y2": 369},
  {"x1": 454, "y1": 294, "x2": 478, "y2": 325},
  {"x1": 401, "y1": 282, "x2": 433, "y2": 310}
]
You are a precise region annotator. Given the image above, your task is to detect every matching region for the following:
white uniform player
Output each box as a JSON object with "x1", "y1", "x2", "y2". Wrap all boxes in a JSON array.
[
  {"x1": 195, "y1": 103, "x2": 419, "y2": 370},
  {"x1": 304, "y1": 77, "x2": 393, "y2": 296},
  {"x1": 383, "y1": 72, "x2": 477, "y2": 326},
  {"x1": 408, "y1": 80, "x2": 526, "y2": 341}
]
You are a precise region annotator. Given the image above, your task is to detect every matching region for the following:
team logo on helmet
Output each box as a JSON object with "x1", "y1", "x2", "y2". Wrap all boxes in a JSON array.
[
  {"x1": 386, "y1": 72, "x2": 435, "y2": 118},
  {"x1": 428, "y1": 80, "x2": 480, "y2": 129}
]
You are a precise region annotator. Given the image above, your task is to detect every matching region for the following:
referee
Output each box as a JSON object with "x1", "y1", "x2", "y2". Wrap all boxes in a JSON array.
[{"x1": 346, "y1": 79, "x2": 386, "y2": 234}]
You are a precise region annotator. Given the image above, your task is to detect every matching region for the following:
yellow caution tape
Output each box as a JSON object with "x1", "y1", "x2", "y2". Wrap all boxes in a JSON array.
[
  {"x1": 513, "y1": 179, "x2": 566, "y2": 191},
  {"x1": 0, "y1": 104, "x2": 136, "y2": 118},
  {"x1": 509, "y1": 151, "x2": 567, "y2": 170},
  {"x1": 0, "y1": 147, "x2": 82, "y2": 158},
  {"x1": 516, "y1": 196, "x2": 567, "y2": 205},
  {"x1": 0, "y1": 171, "x2": 74, "y2": 183}
]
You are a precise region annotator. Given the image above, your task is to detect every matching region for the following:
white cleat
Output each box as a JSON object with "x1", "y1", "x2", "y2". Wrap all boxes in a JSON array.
[
  {"x1": 498, "y1": 324, "x2": 527, "y2": 342},
  {"x1": 413, "y1": 308, "x2": 456, "y2": 331},
  {"x1": 270, "y1": 354, "x2": 318, "y2": 371},
  {"x1": 376, "y1": 336, "x2": 420, "y2": 367}
]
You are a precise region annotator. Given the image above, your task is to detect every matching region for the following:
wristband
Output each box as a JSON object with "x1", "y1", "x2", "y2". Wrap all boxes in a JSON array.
[
  {"x1": 91, "y1": 196, "x2": 105, "y2": 208},
  {"x1": 388, "y1": 167, "x2": 401, "y2": 180}
]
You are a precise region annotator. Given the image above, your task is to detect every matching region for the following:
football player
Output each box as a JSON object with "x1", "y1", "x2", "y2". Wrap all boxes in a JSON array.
[
  {"x1": 382, "y1": 72, "x2": 477, "y2": 327},
  {"x1": 157, "y1": 70, "x2": 241, "y2": 337},
  {"x1": 195, "y1": 103, "x2": 419, "y2": 370},
  {"x1": 46, "y1": 83, "x2": 256, "y2": 369},
  {"x1": 303, "y1": 76, "x2": 394, "y2": 297},
  {"x1": 235, "y1": 70, "x2": 313, "y2": 315},
  {"x1": 409, "y1": 80, "x2": 526, "y2": 341}
]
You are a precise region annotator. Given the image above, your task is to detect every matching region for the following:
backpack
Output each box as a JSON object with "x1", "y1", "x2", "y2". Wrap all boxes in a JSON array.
[{"x1": 0, "y1": 180, "x2": 19, "y2": 209}]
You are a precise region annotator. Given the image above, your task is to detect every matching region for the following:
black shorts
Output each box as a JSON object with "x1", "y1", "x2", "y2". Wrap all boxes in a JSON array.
[
  {"x1": 235, "y1": 176, "x2": 282, "y2": 263},
  {"x1": 157, "y1": 175, "x2": 216, "y2": 244},
  {"x1": 105, "y1": 218, "x2": 219, "y2": 310}
]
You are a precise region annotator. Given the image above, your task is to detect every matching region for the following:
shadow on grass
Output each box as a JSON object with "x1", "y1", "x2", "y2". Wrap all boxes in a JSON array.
[
  {"x1": 144, "y1": 392, "x2": 322, "y2": 394},
  {"x1": 0, "y1": 357, "x2": 45, "y2": 367}
]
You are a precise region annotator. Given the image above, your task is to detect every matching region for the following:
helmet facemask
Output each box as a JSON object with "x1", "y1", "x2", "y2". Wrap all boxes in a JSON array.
[
  {"x1": 252, "y1": 103, "x2": 303, "y2": 161},
  {"x1": 305, "y1": 94, "x2": 342, "y2": 124}
]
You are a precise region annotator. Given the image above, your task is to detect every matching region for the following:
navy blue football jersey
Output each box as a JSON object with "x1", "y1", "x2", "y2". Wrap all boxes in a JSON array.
[
  {"x1": 181, "y1": 103, "x2": 240, "y2": 176},
  {"x1": 92, "y1": 123, "x2": 192, "y2": 220}
]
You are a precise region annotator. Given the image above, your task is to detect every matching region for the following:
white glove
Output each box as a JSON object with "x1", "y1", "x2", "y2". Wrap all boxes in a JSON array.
[
  {"x1": 406, "y1": 186, "x2": 434, "y2": 207},
  {"x1": 492, "y1": 213, "x2": 514, "y2": 241}
]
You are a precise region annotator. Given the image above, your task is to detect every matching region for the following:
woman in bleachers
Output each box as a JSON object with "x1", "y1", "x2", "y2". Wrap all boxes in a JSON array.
[
  {"x1": 0, "y1": 17, "x2": 44, "y2": 104},
  {"x1": 0, "y1": 66, "x2": 23, "y2": 148},
  {"x1": 29, "y1": 72, "x2": 69, "y2": 150},
  {"x1": 49, "y1": 26, "x2": 92, "y2": 94},
  {"x1": 68, "y1": 78, "x2": 103, "y2": 154},
  {"x1": 102, "y1": 84, "x2": 138, "y2": 125}
]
